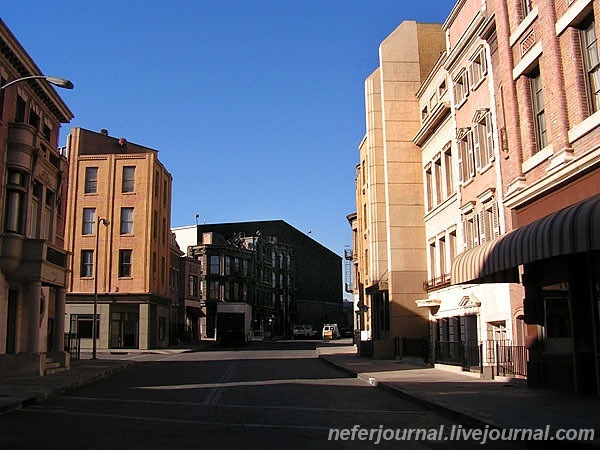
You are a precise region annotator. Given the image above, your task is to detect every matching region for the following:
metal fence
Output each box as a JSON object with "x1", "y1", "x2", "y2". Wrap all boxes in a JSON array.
[
  {"x1": 496, "y1": 342, "x2": 528, "y2": 377},
  {"x1": 434, "y1": 340, "x2": 481, "y2": 371},
  {"x1": 64, "y1": 332, "x2": 80, "y2": 360}
]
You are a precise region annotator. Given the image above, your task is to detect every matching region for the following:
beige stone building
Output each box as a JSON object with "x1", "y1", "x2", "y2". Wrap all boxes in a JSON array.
[
  {"x1": 65, "y1": 127, "x2": 174, "y2": 350},
  {"x1": 352, "y1": 21, "x2": 446, "y2": 358},
  {"x1": 0, "y1": 19, "x2": 73, "y2": 375}
]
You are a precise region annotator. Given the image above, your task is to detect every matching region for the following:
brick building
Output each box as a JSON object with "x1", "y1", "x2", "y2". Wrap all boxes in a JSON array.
[{"x1": 65, "y1": 127, "x2": 174, "y2": 350}]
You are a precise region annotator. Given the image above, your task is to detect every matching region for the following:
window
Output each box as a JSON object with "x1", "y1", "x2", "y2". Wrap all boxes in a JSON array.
[
  {"x1": 161, "y1": 256, "x2": 165, "y2": 284},
  {"x1": 473, "y1": 110, "x2": 494, "y2": 169},
  {"x1": 580, "y1": 17, "x2": 600, "y2": 114},
  {"x1": 521, "y1": 0, "x2": 533, "y2": 18},
  {"x1": 439, "y1": 236, "x2": 447, "y2": 276},
  {"x1": 189, "y1": 275, "x2": 198, "y2": 297},
  {"x1": 429, "y1": 241, "x2": 436, "y2": 278},
  {"x1": 85, "y1": 167, "x2": 98, "y2": 194},
  {"x1": 209, "y1": 280, "x2": 220, "y2": 300},
  {"x1": 421, "y1": 105, "x2": 428, "y2": 121},
  {"x1": 15, "y1": 95, "x2": 26, "y2": 123},
  {"x1": 163, "y1": 180, "x2": 167, "y2": 205},
  {"x1": 4, "y1": 171, "x2": 26, "y2": 234},
  {"x1": 434, "y1": 157, "x2": 442, "y2": 205},
  {"x1": 153, "y1": 211, "x2": 158, "y2": 239},
  {"x1": 438, "y1": 79, "x2": 447, "y2": 97},
  {"x1": 162, "y1": 218, "x2": 166, "y2": 244},
  {"x1": 119, "y1": 250, "x2": 132, "y2": 277},
  {"x1": 154, "y1": 171, "x2": 159, "y2": 197},
  {"x1": 530, "y1": 68, "x2": 547, "y2": 151},
  {"x1": 152, "y1": 252, "x2": 157, "y2": 279},
  {"x1": 159, "y1": 317, "x2": 166, "y2": 341},
  {"x1": 225, "y1": 256, "x2": 231, "y2": 275},
  {"x1": 449, "y1": 229, "x2": 457, "y2": 264},
  {"x1": 30, "y1": 182, "x2": 41, "y2": 238},
  {"x1": 120, "y1": 207, "x2": 133, "y2": 234},
  {"x1": 425, "y1": 165, "x2": 433, "y2": 210},
  {"x1": 463, "y1": 213, "x2": 479, "y2": 250},
  {"x1": 479, "y1": 201, "x2": 500, "y2": 243},
  {"x1": 469, "y1": 47, "x2": 487, "y2": 88},
  {"x1": 28, "y1": 107, "x2": 40, "y2": 130},
  {"x1": 453, "y1": 69, "x2": 469, "y2": 105},
  {"x1": 43, "y1": 189, "x2": 54, "y2": 241},
  {"x1": 457, "y1": 129, "x2": 475, "y2": 183},
  {"x1": 443, "y1": 146, "x2": 454, "y2": 197},
  {"x1": 80, "y1": 250, "x2": 94, "y2": 277},
  {"x1": 82, "y1": 208, "x2": 95, "y2": 235},
  {"x1": 209, "y1": 255, "x2": 220, "y2": 275},
  {"x1": 122, "y1": 166, "x2": 135, "y2": 193},
  {"x1": 70, "y1": 314, "x2": 99, "y2": 339}
]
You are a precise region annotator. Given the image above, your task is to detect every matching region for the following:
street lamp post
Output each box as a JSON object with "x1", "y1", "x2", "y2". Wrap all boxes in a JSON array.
[
  {"x1": 93, "y1": 217, "x2": 110, "y2": 359},
  {"x1": 0, "y1": 75, "x2": 74, "y2": 91}
]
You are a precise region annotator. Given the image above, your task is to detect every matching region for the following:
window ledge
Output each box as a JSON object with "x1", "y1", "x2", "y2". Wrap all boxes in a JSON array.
[
  {"x1": 568, "y1": 110, "x2": 600, "y2": 144},
  {"x1": 522, "y1": 146, "x2": 554, "y2": 173},
  {"x1": 510, "y1": 7, "x2": 539, "y2": 47},
  {"x1": 556, "y1": 0, "x2": 593, "y2": 37}
]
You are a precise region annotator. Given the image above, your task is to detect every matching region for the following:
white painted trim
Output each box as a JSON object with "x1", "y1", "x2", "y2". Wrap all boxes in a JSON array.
[
  {"x1": 522, "y1": 145, "x2": 554, "y2": 173},
  {"x1": 568, "y1": 110, "x2": 600, "y2": 143},
  {"x1": 513, "y1": 42, "x2": 543, "y2": 80},
  {"x1": 556, "y1": 0, "x2": 593, "y2": 36}
]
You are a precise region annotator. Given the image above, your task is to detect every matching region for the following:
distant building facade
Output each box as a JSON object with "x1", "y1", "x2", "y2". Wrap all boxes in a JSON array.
[
  {"x1": 183, "y1": 220, "x2": 342, "y2": 338},
  {"x1": 64, "y1": 127, "x2": 174, "y2": 350},
  {"x1": 0, "y1": 19, "x2": 73, "y2": 375}
]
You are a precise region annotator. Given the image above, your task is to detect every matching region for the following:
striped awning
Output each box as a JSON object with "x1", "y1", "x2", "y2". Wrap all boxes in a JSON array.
[{"x1": 451, "y1": 193, "x2": 600, "y2": 284}]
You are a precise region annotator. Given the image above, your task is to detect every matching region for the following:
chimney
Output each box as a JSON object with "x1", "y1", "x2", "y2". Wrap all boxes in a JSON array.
[{"x1": 100, "y1": 129, "x2": 108, "y2": 136}]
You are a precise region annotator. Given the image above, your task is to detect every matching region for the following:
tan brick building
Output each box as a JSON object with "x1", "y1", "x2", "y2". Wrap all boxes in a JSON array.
[{"x1": 65, "y1": 127, "x2": 174, "y2": 350}]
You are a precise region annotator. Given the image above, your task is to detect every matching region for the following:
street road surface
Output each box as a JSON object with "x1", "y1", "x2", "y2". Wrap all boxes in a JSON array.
[{"x1": 0, "y1": 341, "x2": 515, "y2": 449}]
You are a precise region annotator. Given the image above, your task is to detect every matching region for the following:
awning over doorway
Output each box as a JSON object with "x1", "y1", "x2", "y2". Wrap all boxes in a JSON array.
[{"x1": 451, "y1": 194, "x2": 600, "y2": 284}]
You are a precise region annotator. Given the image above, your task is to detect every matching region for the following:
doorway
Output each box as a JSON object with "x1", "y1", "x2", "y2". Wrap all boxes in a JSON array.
[{"x1": 110, "y1": 312, "x2": 139, "y2": 349}]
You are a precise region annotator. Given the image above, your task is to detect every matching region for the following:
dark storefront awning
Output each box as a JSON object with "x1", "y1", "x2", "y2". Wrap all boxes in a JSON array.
[{"x1": 451, "y1": 194, "x2": 600, "y2": 285}]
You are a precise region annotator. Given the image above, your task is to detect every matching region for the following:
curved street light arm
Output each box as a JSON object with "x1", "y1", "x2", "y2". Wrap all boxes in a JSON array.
[{"x1": 0, "y1": 75, "x2": 74, "y2": 90}]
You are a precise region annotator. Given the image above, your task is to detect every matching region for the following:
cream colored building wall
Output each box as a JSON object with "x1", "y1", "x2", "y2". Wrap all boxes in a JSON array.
[
  {"x1": 364, "y1": 68, "x2": 389, "y2": 287},
  {"x1": 172, "y1": 225, "x2": 198, "y2": 255},
  {"x1": 378, "y1": 21, "x2": 446, "y2": 337}
]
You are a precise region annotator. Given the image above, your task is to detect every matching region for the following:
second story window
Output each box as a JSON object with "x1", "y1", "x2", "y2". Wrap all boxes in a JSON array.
[
  {"x1": 122, "y1": 166, "x2": 135, "y2": 193},
  {"x1": 85, "y1": 167, "x2": 98, "y2": 194},
  {"x1": 4, "y1": 171, "x2": 26, "y2": 234},
  {"x1": 119, "y1": 250, "x2": 132, "y2": 278},
  {"x1": 82, "y1": 208, "x2": 95, "y2": 235},
  {"x1": 120, "y1": 207, "x2": 133, "y2": 234}
]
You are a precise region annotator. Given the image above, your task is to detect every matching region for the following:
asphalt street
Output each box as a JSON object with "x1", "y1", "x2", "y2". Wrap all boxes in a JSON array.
[{"x1": 0, "y1": 341, "x2": 519, "y2": 450}]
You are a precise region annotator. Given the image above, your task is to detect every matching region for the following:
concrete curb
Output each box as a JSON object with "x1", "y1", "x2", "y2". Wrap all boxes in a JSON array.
[{"x1": 319, "y1": 355, "x2": 500, "y2": 430}]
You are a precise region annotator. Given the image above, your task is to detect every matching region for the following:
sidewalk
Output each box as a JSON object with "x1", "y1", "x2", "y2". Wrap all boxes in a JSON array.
[
  {"x1": 318, "y1": 347, "x2": 600, "y2": 444},
  {"x1": 0, "y1": 358, "x2": 134, "y2": 415}
]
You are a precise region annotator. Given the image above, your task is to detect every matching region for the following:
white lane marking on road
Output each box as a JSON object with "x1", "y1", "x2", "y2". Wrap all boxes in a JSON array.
[
  {"x1": 18, "y1": 408, "x2": 333, "y2": 431},
  {"x1": 204, "y1": 360, "x2": 238, "y2": 405},
  {"x1": 59, "y1": 396, "x2": 427, "y2": 414}
]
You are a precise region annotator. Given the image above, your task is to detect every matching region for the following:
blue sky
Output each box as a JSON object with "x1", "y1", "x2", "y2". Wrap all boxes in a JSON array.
[{"x1": 3, "y1": 0, "x2": 455, "y2": 259}]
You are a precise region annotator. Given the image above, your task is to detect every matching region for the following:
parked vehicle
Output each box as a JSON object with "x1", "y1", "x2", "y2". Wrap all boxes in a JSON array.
[
  {"x1": 292, "y1": 324, "x2": 318, "y2": 339},
  {"x1": 216, "y1": 302, "x2": 252, "y2": 345},
  {"x1": 322, "y1": 323, "x2": 340, "y2": 340}
]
